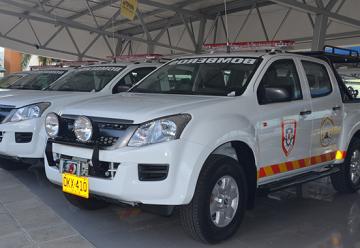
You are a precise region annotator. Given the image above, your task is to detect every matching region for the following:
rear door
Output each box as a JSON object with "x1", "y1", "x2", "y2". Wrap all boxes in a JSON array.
[
  {"x1": 256, "y1": 57, "x2": 313, "y2": 182},
  {"x1": 299, "y1": 58, "x2": 343, "y2": 163}
]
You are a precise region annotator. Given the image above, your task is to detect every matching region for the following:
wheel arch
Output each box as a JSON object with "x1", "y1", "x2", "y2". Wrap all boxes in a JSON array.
[{"x1": 200, "y1": 140, "x2": 258, "y2": 209}]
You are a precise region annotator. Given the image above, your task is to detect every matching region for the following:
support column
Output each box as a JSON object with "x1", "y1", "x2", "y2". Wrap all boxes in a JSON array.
[
  {"x1": 311, "y1": 1, "x2": 328, "y2": 51},
  {"x1": 312, "y1": 13, "x2": 328, "y2": 51},
  {"x1": 195, "y1": 18, "x2": 207, "y2": 54}
]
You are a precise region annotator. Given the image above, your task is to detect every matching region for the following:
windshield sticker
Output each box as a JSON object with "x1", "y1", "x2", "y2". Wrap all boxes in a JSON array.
[
  {"x1": 170, "y1": 57, "x2": 257, "y2": 65},
  {"x1": 78, "y1": 66, "x2": 124, "y2": 72}
]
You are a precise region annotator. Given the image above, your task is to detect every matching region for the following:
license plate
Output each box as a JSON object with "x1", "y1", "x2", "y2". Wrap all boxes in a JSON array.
[{"x1": 62, "y1": 173, "x2": 89, "y2": 199}]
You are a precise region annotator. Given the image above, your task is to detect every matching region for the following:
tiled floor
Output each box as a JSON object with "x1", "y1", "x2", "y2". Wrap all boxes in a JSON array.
[
  {"x1": 3, "y1": 163, "x2": 360, "y2": 248},
  {"x1": 0, "y1": 168, "x2": 94, "y2": 248}
]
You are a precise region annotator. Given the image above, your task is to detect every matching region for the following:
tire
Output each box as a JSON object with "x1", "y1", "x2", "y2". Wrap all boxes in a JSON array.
[
  {"x1": 331, "y1": 138, "x2": 360, "y2": 193},
  {"x1": 180, "y1": 155, "x2": 248, "y2": 244},
  {"x1": 0, "y1": 158, "x2": 31, "y2": 171},
  {"x1": 64, "y1": 193, "x2": 109, "y2": 210}
]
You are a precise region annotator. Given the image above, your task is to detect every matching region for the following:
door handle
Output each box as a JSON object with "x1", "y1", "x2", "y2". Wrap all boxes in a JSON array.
[
  {"x1": 300, "y1": 110, "x2": 312, "y2": 116},
  {"x1": 333, "y1": 106, "x2": 341, "y2": 111}
]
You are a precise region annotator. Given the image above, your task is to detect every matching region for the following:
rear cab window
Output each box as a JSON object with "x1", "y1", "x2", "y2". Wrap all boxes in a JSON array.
[{"x1": 301, "y1": 61, "x2": 332, "y2": 98}]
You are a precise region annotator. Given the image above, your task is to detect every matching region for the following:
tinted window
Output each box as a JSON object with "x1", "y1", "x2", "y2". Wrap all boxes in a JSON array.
[
  {"x1": 0, "y1": 74, "x2": 25, "y2": 88},
  {"x1": 257, "y1": 59, "x2": 302, "y2": 104},
  {"x1": 131, "y1": 57, "x2": 259, "y2": 96},
  {"x1": 48, "y1": 66, "x2": 124, "y2": 92},
  {"x1": 302, "y1": 61, "x2": 332, "y2": 98},
  {"x1": 8, "y1": 71, "x2": 67, "y2": 90}
]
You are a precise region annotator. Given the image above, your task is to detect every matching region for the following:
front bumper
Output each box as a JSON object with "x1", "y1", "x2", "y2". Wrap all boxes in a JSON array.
[
  {"x1": 45, "y1": 139, "x2": 206, "y2": 205},
  {"x1": 0, "y1": 118, "x2": 46, "y2": 160}
]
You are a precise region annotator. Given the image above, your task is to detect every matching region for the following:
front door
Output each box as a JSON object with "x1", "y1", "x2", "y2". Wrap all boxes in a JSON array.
[{"x1": 256, "y1": 58, "x2": 313, "y2": 183}]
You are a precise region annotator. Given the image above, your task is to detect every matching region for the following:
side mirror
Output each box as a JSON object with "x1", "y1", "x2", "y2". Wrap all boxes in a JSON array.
[
  {"x1": 114, "y1": 85, "x2": 131, "y2": 94},
  {"x1": 259, "y1": 87, "x2": 291, "y2": 104}
]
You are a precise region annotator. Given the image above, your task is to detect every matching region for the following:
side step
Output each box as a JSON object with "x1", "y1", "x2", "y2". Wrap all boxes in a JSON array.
[{"x1": 258, "y1": 165, "x2": 340, "y2": 195}]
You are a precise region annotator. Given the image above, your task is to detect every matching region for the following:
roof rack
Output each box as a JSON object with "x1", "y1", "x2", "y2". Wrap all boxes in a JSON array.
[{"x1": 292, "y1": 45, "x2": 360, "y2": 64}]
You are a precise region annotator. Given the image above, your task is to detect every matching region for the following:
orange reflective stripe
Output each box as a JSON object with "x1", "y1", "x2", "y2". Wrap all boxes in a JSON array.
[{"x1": 258, "y1": 151, "x2": 344, "y2": 179}]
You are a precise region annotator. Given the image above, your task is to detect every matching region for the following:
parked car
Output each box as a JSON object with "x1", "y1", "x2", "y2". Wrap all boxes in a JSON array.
[
  {"x1": 340, "y1": 74, "x2": 360, "y2": 97},
  {"x1": 0, "y1": 69, "x2": 70, "y2": 90},
  {"x1": 0, "y1": 72, "x2": 30, "y2": 88},
  {"x1": 0, "y1": 62, "x2": 159, "y2": 166},
  {"x1": 44, "y1": 51, "x2": 360, "y2": 243},
  {"x1": 337, "y1": 67, "x2": 360, "y2": 78}
]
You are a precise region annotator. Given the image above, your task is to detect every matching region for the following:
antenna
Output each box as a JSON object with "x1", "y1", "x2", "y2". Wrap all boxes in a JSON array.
[{"x1": 224, "y1": 0, "x2": 230, "y2": 53}]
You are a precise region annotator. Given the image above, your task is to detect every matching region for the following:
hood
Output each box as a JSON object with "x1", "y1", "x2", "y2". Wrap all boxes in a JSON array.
[
  {"x1": 62, "y1": 93, "x2": 232, "y2": 123},
  {"x1": 0, "y1": 90, "x2": 91, "y2": 108}
]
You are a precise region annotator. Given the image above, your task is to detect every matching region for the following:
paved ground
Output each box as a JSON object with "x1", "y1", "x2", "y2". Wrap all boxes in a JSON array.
[
  {"x1": 0, "y1": 167, "x2": 94, "y2": 248},
  {"x1": 1, "y1": 162, "x2": 360, "y2": 248}
]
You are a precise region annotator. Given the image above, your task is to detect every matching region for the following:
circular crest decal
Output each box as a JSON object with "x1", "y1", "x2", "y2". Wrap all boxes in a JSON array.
[{"x1": 320, "y1": 117, "x2": 335, "y2": 147}]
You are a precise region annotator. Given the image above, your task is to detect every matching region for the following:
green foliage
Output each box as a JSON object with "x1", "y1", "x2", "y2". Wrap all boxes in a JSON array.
[
  {"x1": 21, "y1": 54, "x2": 32, "y2": 70},
  {"x1": 38, "y1": 56, "x2": 53, "y2": 66}
]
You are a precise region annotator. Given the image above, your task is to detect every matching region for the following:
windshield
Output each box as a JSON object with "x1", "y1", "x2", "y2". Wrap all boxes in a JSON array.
[
  {"x1": 8, "y1": 71, "x2": 67, "y2": 90},
  {"x1": 131, "y1": 57, "x2": 260, "y2": 96},
  {"x1": 0, "y1": 74, "x2": 26, "y2": 88},
  {"x1": 47, "y1": 66, "x2": 124, "y2": 92}
]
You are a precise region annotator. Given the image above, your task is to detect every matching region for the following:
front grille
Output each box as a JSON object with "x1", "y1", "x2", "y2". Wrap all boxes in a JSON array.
[
  {"x1": 53, "y1": 115, "x2": 135, "y2": 149},
  {"x1": 138, "y1": 164, "x2": 169, "y2": 181},
  {"x1": 15, "y1": 132, "x2": 33, "y2": 143},
  {"x1": 52, "y1": 154, "x2": 120, "y2": 179},
  {"x1": 0, "y1": 105, "x2": 14, "y2": 123},
  {"x1": 0, "y1": 132, "x2": 3, "y2": 142}
]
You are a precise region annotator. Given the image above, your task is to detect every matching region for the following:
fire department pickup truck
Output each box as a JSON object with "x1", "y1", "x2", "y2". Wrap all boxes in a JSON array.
[
  {"x1": 44, "y1": 47, "x2": 360, "y2": 243},
  {"x1": 0, "y1": 62, "x2": 158, "y2": 166}
]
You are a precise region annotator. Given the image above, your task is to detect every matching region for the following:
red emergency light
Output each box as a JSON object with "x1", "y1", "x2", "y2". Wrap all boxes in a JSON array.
[
  {"x1": 203, "y1": 40, "x2": 295, "y2": 52},
  {"x1": 108, "y1": 54, "x2": 164, "y2": 62}
]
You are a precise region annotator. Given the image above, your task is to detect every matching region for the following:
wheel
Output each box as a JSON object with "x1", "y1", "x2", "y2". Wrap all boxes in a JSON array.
[
  {"x1": 64, "y1": 193, "x2": 109, "y2": 210},
  {"x1": 180, "y1": 155, "x2": 248, "y2": 243},
  {"x1": 0, "y1": 158, "x2": 31, "y2": 170},
  {"x1": 331, "y1": 138, "x2": 360, "y2": 193}
]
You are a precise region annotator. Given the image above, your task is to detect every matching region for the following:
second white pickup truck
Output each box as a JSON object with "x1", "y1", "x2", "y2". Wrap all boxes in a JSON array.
[
  {"x1": 0, "y1": 62, "x2": 159, "y2": 166},
  {"x1": 45, "y1": 49, "x2": 360, "y2": 243}
]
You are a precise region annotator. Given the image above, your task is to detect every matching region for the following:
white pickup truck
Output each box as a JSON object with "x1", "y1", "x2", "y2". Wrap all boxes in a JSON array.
[
  {"x1": 0, "y1": 62, "x2": 158, "y2": 166},
  {"x1": 44, "y1": 50, "x2": 360, "y2": 243},
  {"x1": 0, "y1": 69, "x2": 69, "y2": 89}
]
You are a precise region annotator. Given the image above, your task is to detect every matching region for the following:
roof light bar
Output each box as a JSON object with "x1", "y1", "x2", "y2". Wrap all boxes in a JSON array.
[
  {"x1": 203, "y1": 40, "x2": 295, "y2": 53},
  {"x1": 108, "y1": 54, "x2": 164, "y2": 62},
  {"x1": 29, "y1": 60, "x2": 100, "y2": 70}
]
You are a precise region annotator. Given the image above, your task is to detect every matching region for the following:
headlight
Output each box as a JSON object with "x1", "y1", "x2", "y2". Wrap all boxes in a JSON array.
[
  {"x1": 128, "y1": 114, "x2": 191, "y2": 147},
  {"x1": 6, "y1": 102, "x2": 51, "y2": 123},
  {"x1": 45, "y1": 113, "x2": 59, "y2": 138},
  {"x1": 74, "y1": 116, "x2": 93, "y2": 142}
]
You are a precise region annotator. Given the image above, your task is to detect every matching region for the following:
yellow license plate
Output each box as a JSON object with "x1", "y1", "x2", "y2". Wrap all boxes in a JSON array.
[{"x1": 62, "y1": 173, "x2": 89, "y2": 199}]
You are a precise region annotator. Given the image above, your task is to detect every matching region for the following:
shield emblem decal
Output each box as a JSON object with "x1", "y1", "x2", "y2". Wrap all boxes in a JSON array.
[{"x1": 282, "y1": 120, "x2": 297, "y2": 157}]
